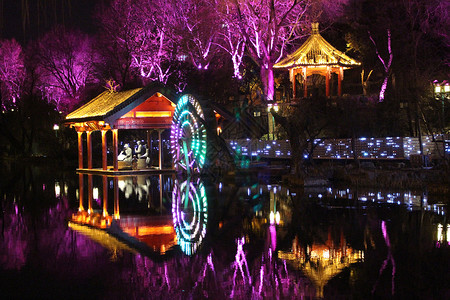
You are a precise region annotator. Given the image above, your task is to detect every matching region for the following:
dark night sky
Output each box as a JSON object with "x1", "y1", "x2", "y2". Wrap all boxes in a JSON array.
[{"x1": 0, "y1": 0, "x2": 101, "y2": 43}]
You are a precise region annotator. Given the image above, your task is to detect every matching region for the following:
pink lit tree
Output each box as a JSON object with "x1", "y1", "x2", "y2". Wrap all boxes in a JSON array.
[
  {"x1": 168, "y1": 0, "x2": 221, "y2": 71},
  {"x1": 0, "y1": 39, "x2": 26, "y2": 110},
  {"x1": 216, "y1": 3, "x2": 247, "y2": 79},
  {"x1": 34, "y1": 27, "x2": 98, "y2": 113},
  {"x1": 96, "y1": 0, "x2": 179, "y2": 86},
  {"x1": 369, "y1": 29, "x2": 393, "y2": 102},
  {"x1": 230, "y1": 0, "x2": 311, "y2": 101}
]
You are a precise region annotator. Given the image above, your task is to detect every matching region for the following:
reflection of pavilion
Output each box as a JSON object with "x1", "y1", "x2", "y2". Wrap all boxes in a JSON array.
[
  {"x1": 278, "y1": 229, "x2": 364, "y2": 298},
  {"x1": 70, "y1": 173, "x2": 176, "y2": 256},
  {"x1": 69, "y1": 174, "x2": 208, "y2": 257}
]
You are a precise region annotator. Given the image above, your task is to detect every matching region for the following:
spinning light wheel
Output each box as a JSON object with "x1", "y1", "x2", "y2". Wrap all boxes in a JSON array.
[
  {"x1": 170, "y1": 94, "x2": 207, "y2": 174},
  {"x1": 172, "y1": 178, "x2": 208, "y2": 256}
]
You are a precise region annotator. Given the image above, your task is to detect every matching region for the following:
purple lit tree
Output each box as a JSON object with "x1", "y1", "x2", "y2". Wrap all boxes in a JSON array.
[
  {"x1": 168, "y1": 0, "x2": 221, "y2": 71},
  {"x1": 216, "y1": 3, "x2": 246, "y2": 79},
  {"x1": 0, "y1": 39, "x2": 26, "y2": 110},
  {"x1": 230, "y1": 0, "x2": 311, "y2": 101},
  {"x1": 34, "y1": 27, "x2": 98, "y2": 113},
  {"x1": 369, "y1": 29, "x2": 393, "y2": 102},
  {"x1": 96, "y1": 0, "x2": 179, "y2": 87}
]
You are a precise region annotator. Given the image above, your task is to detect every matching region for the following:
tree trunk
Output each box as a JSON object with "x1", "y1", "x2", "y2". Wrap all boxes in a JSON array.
[{"x1": 260, "y1": 59, "x2": 275, "y2": 101}]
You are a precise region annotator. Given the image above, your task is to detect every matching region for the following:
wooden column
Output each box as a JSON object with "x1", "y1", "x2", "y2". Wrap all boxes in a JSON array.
[
  {"x1": 112, "y1": 129, "x2": 119, "y2": 171},
  {"x1": 290, "y1": 68, "x2": 296, "y2": 99},
  {"x1": 326, "y1": 67, "x2": 330, "y2": 97},
  {"x1": 78, "y1": 173, "x2": 84, "y2": 212},
  {"x1": 86, "y1": 131, "x2": 93, "y2": 169},
  {"x1": 113, "y1": 177, "x2": 120, "y2": 219},
  {"x1": 101, "y1": 130, "x2": 108, "y2": 170},
  {"x1": 77, "y1": 131, "x2": 83, "y2": 169},
  {"x1": 303, "y1": 67, "x2": 308, "y2": 98},
  {"x1": 338, "y1": 67, "x2": 343, "y2": 96},
  {"x1": 159, "y1": 174, "x2": 163, "y2": 215},
  {"x1": 102, "y1": 175, "x2": 108, "y2": 217},
  {"x1": 158, "y1": 129, "x2": 163, "y2": 170},
  {"x1": 146, "y1": 130, "x2": 151, "y2": 154},
  {"x1": 87, "y1": 174, "x2": 93, "y2": 214}
]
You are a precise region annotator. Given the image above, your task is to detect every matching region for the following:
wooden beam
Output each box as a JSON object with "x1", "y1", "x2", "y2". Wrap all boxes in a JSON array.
[
  {"x1": 338, "y1": 67, "x2": 343, "y2": 96},
  {"x1": 86, "y1": 131, "x2": 93, "y2": 169},
  {"x1": 77, "y1": 131, "x2": 83, "y2": 169},
  {"x1": 113, "y1": 177, "x2": 120, "y2": 219},
  {"x1": 158, "y1": 129, "x2": 163, "y2": 170},
  {"x1": 326, "y1": 66, "x2": 330, "y2": 97},
  {"x1": 303, "y1": 67, "x2": 308, "y2": 98},
  {"x1": 88, "y1": 174, "x2": 93, "y2": 214},
  {"x1": 112, "y1": 129, "x2": 119, "y2": 171},
  {"x1": 101, "y1": 130, "x2": 108, "y2": 170},
  {"x1": 78, "y1": 173, "x2": 84, "y2": 212},
  {"x1": 290, "y1": 68, "x2": 296, "y2": 99},
  {"x1": 102, "y1": 175, "x2": 108, "y2": 217}
]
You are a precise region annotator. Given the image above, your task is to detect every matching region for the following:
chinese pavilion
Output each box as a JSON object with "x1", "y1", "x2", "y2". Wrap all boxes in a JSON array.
[
  {"x1": 64, "y1": 83, "x2": 176, "y2": 172},
  {"x1": 274, "y1": 23, "x2": 360, "y2": 98}
]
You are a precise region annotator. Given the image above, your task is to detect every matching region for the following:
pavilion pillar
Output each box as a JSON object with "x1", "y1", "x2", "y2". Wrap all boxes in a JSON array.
[
  {"x1": 112, "y1": 129, "x2": 119, "y2": 171},
  {"x1": 86, "y1": 131, "x2": 93, "y2": 169},
  {"x1": 326, "y1": 67, "x2": 331, "y2": 97},
  {"x1": 146, "y1": 130, "x2": 151, "y2": 154},
  {"x1": 101, "y1": 130, "x2": 108, "y2": 170},
  {"x1": 338, "y1": 67, "x2": 343, "y2": 96},
  {"x1": 87, "y1": 174, "x2": 93, "y2": 214},
  {"x1": 290, "y1": 68, "x2": 296, "y2": 99},
  {"x1": 78, "y1": 173, "x2": 84, "y2": 212},
  {"x1": 102, "y1": 175, "x2": 108, "y2": 217},
  {"x1": 113, "y1": 177, "x2": 120, "y2": 219},
  {"x1": 77, "y1": 131, "x2": 83, "y2": 169},
  {"x1": 159, "y1": 174, "x2": 163, "y2": 215},
  {"x1": 158, "y1": 129, "x2": 163, "y2": 170},
  {"x1": 303, "y1": 67, "x2": 308, "y2": 98}
]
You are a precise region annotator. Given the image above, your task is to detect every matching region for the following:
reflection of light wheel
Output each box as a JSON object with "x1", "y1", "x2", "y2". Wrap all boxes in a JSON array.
[
  {"x1": 170, "y1": 94, "x2": 207, "y2": 173},
  {"x1": 172, "y1": 178, "x2": 208, "y2": 256}
]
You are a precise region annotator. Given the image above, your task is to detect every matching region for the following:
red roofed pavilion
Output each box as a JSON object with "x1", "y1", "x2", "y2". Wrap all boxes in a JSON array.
[{"x1": 65, "y1": 83, "x2": 176, "y2": 173}]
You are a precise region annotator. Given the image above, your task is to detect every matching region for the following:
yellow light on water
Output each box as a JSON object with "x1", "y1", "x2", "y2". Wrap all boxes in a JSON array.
[
  {"x1": 437, "y1": 224, "x2": 443, "y2": 241},
  {"x1": 55, "y1": 182, "x2": 61, "y2": 198}
]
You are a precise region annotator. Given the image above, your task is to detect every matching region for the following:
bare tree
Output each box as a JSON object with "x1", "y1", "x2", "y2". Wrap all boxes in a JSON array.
[
  {"x1": 0, "y1": 39, "x2": 26, "y2": 110},
  {"x1": 168, "y1": 0, "x2": 221, "y2": 70},
  {"x1": 34, "y1": 26, "x2": 98, "y2": 113},
  {"x1": 369, "y1": 29, "x2": 393, "y2": 102},
  {"x1": 231, "y1": 0, "x2": 311, "y2": 101}
]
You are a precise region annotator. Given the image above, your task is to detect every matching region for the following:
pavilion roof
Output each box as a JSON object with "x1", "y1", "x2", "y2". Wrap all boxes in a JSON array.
[
  {"x1": 274, "y1": 23, "x2": 360, "y2": 69},
  {"x1": 66, "y1": 88, "x2": 143, "y2": 122},
  {"x1": 64, "y1": 83, "x2": 174, "y2": 125}
]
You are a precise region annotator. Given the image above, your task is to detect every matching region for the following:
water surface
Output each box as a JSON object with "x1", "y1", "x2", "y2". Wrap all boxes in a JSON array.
[{"x1": 1, "y1": 162, "x2": 449, "y2": 299}]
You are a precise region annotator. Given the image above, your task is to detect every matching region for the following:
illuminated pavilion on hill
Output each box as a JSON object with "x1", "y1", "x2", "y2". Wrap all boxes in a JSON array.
[{"x1": 274, "y1": 23, "x2": 361, "y2": 99}]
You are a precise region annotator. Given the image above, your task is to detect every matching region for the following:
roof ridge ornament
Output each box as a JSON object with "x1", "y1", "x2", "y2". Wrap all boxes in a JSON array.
[
  {"x1": 105, "y1": 79, "x2": 120, "y2": 93},
  {"x1": 311, "y1": 22, "x2": 319, "y2": 34}
]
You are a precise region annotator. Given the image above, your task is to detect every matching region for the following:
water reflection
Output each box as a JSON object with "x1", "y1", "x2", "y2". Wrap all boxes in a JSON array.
[
  {"x1": 69, "y1": 173, "x2": 210, "y2": 257},
  {"x1": 69, "y1": 173, "x2": 178, "y2": 256},
  {"x1": 1, "y1": 163, "x2": 449, "y2": 299},
  {"x1": 279, "y1": 229, "x2": 364, "y2": 298},
  {"x1": 172, "y1": 177, "x2": 208, "y2": 255}
]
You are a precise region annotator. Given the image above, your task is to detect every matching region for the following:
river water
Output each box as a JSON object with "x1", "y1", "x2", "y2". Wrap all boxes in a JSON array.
[{"x1": 0, "y1": 162, "x2": 449, "y2": 299}]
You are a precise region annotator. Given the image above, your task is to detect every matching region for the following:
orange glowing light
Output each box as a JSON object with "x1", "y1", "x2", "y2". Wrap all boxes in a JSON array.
[{"x1": 135, "y1": 111, "x2": 172, "y2": 118}]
